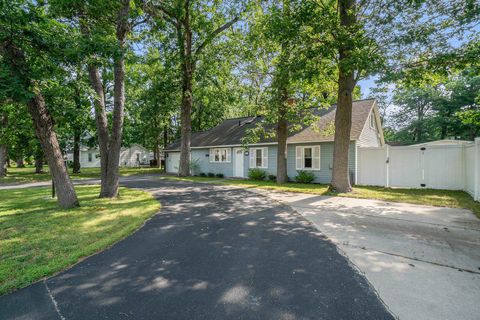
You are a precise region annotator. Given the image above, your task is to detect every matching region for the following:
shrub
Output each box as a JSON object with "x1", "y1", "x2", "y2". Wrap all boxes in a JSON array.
[
  {"x1": 268, "y1": 174, "x2": 276, "y2": 181},
  {"x1": 248, "y1": 168, "x2": 266, "y2": 181},
  {"x1": 215, "y1": 173, "x2": 224, "y2": 178},
  {"x1": 199, "y1": 173, "x2": 206, "y2": 177},
  {"x1": 295, "y1": 170, "x2": 315, "y2": 184},
  {"x1": 207, "y1": 172, "x2": 215, "y2": 177}
]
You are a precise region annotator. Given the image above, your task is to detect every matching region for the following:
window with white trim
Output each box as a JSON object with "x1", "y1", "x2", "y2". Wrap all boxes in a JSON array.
[
  {"x1": 295, "y1": 145, "x2": 320, "y2": 170},
  {"x1": 249, "y1": 147, "x2": 268, "y2": 168},
  {"x1": 88, "y1": 153, "x2": 93, "y2": 162},
  {"x1": 369, "y1": 113, "x2": 375, "y2": 129},
  {"x1": 209, "y1": 148, "x2": 231, "y2": 163}
]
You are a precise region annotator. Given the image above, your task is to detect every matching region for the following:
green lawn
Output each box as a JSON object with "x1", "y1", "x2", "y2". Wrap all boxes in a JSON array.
[
  {"x1": 161, "y1": 176, "x2": 480, "y2": 218},
  {"x1": 0, "y1": 166, "x2": 164, "y2": 184},
  {"x1": 0, "y1": 185, "x2": 160, "y2": 295}
]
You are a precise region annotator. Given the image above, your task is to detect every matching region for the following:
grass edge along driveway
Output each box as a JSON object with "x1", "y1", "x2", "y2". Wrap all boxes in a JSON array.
[
  {"x1": 162, "y1": 176, "x2": 480, "y2": 218},
  {"x1": 0, "y1": 185, "x2": 160, "y2": 295}
]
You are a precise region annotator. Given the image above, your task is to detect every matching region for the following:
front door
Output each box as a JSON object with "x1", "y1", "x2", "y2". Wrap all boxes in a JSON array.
[{"x1": 234, "y1": 148, "x2": 244, "y2": 177}]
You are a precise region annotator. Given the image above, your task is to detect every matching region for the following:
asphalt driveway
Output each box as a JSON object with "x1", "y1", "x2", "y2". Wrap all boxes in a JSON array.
[
  {"x1": 263, "y1": 191, "x2": 480, "y2": 320},
  {"x1": 0, "y1": 178, "x2": 393, "y2": 320}
]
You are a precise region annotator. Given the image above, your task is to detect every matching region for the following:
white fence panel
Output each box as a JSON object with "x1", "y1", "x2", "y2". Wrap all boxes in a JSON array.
[
  {"x1": 389, "y1": 147, "x2": 422, "y2": 188},
  {"x1": 357, "y1": 147, "x2": 387, "y2": 186},
  {"x1": 357, "y1": 138, "x2": 480, "y2": 201},
  {"x1": 465, "y1": 145, "x2": 475, "y2": 196},
  {"x1": 424, "y1": 145, "x2": 464, "y2": 190}
]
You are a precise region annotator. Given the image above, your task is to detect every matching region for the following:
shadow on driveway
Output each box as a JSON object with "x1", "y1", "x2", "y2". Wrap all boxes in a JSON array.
[{"x1": 1, "y1": 179, "x2": 393, "y2": 320}]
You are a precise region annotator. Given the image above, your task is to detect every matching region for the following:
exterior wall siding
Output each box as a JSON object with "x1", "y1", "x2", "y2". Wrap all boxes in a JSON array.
[
  {"x1": 358, "y1": 112, "x2": 381, "y2": 147},
  {"x1": 191, "y1": 148, "x2": 234, "y2": 177},
  {"x1": 179, "y1": 142, "x2": 356, "y2": 184},
  {"x1": 286, "y1": 142, "x2": 356, "y2": 184}
]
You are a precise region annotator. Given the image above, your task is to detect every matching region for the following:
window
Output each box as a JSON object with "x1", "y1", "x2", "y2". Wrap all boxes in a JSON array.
[
  {"x1": 304, "y1": 147, "x2": 312, "y2": 169},
  {"x1": 88, "y1": 153, "x2": 93, "y2": 162},
  {"x1": 256, "y1": 149, "x2": 262, "y2": 167},
  {"x1": 296, "y1": 146, "x2": 320, "y2": 170},
  {"x1": 370, "y1": 113, "x2": 375, "y2": 129},
  {"x1": 209, "y1": 148, "x2": 231, "y2": 163},
  {"x1": 249, "y1": 147, "x2": 268, "y2": 168}
]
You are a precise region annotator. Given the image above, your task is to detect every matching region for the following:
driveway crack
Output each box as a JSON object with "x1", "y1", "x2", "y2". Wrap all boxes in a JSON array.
[
  {"x1": 44, "y1": 280, "x2": 66, "y2": 320},
  {"x1": 341, "y1": 243, "x2": 480, "y2": 275}
]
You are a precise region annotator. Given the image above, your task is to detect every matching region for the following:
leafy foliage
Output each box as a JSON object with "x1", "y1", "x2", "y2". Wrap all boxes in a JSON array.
[
  {"x1": 294, "y1": 170, "x2": 315, "y2": 184},
  {"x1": 248, "y1": 168, "x2": 266, "y2": 180}
]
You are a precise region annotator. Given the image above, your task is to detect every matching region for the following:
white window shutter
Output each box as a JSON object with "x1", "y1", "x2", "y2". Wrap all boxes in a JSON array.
[
  {"x1": 262, "y1": 147, "x2": 268, "y2": 168},
  {"x1": 209, "y1": 149, "x2": 214, "y2": 163},
  {"x1": 249, "y1": 148, "x2": 255, "y2": 168},
  {"x1": 313, "y1": 145, "x2": 321, "y2": 170},
  {"x1": 296, "y1": 146, "x2": 303, "y2": 170},
  {"x1": 226, "y1": 148, "x2": 231, "y2": 162}
]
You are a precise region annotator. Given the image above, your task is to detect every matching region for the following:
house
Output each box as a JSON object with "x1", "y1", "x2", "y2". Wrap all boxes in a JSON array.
[
  {"x1": 164, "y1": 99, "x2": 385, "y2": 183},
  {"x1": 66, "y1": 144, "x2": 153, "y2": 168}
]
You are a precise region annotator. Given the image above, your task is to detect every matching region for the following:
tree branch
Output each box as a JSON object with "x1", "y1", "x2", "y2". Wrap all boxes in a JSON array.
[
  {"x1": 143, "y1": 1, "x2": 178, "y2": 25},
  {"x1": 193, "y1": 16, "x2": 240, "y2": 58}
]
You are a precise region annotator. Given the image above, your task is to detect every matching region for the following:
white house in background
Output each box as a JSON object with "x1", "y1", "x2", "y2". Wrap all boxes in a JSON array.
[{"x1": 66, "y1": 144, "x2": 153, "y2": 168}]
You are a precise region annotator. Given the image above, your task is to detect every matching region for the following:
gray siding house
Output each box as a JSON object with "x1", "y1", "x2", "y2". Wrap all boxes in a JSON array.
[{"x1": 165, "y1": 99, "x2": 384, "y2": 183}]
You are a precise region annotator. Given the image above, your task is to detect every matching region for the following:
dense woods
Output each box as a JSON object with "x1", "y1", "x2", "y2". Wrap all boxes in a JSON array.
[{"x1": 0, "y1": 0, "x2": 478, "y2": 206}]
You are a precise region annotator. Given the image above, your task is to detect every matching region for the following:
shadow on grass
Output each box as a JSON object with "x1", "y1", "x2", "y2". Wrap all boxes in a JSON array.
[{"x1": 0, "y1": 185, "x2": 160, "y2": 295}]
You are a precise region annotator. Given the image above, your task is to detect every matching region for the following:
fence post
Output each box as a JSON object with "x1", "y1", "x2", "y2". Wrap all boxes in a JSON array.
[
  {"x1": 475, "y1": 138, "x2": 480, "y2": 202},
  {"x1": 385, "y1": 145, "x2": 390, "y2": 188}
]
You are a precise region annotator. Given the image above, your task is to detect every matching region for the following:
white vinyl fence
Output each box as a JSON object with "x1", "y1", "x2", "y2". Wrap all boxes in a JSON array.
[{"x1": 357, "y1": 138, "x2": 480, "y2": 201}]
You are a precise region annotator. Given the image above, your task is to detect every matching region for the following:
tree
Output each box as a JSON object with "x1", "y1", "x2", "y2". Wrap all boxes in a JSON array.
[
  {"x1": 0, "y1": 1, "x2": 78, "y2": 208},
  {"x1": 306, "y1": 0, "x2": 480, "y2": 192},
  {"x1": 0, "y1": 110, "x2": 7, "y2": 177},
  {"x1": 240, "y1": 0, "x2": 337, "y2": 184},
  {"x1": 387, "y1": 67, "x2": 480, "y2": 143},
  {"x1": 148, "y1": 0, "x2": 243, "y2": 176},
  {"x1": 124, "y1": 48, "x2": 180, "y2": 167},
  {"x1": 60, "y1": 0, "x2": 137, "y2": 197}
]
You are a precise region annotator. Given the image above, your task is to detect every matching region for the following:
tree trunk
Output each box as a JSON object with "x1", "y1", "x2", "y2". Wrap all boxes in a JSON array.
[
  {"x1": 34, "y1": 146, "x2": 44, "y2": 174},
  {"x1": 0, "y1": 145, "x2": 7, "y2": 177},
  {"x1": 178, "y1": 14, "x2": 194, "y2": 177},
  {"x1": 73, "y1": 129, "x2": 81, "y2": 173},
  {"x1": 1, "y1": 40, "x2": 79, "y2": 208},
  {"x1": 16, "y1": 154, "x2": 24, "y2": 168},
  {"x1": 330, "y1": 0, "x2": 356, "y2": 193},
  {"x1": 28, "y1": 94, "x2": 79, "y2": 208},
  {"x1": 163, "y1": 126, "x2": 168, "y2": 171},
  {"x1": 277, "y1": 117, "x2": 288, "y2": 184},
  {"x1": 87, "y1": 65, "x2": 110, "y2": 194},
  {"x1": 0, "y1": 112, "x2": 7, "y2": 177},
  {"x1": 154, "y1": 136, "x2": 161, "y2": 168},
  {"x1": 84, "y1": 1, "x2": 129, "y2": 198},
  {"x1": 102, "y1": 0, "x2": 130, "y2": 197},
  {"x1": 163, "y1": 126, "x2": 168, "y2": 149},
  {"x1": 276, "y1": 86, "x2": 289, "y2": 184}
]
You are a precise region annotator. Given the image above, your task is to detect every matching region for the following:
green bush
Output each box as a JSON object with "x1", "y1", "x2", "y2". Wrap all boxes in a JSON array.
[
  {"x1": 248, "y1": 168, "x2": 266, "y2": 181},
  {"x1": 295, "y1": 170, "x2": 315, "y2": 184},
  {"x1": 207, "y1": 172, "x2": 215, "y2": 178},
  {"x1": 268, "y1": 174, "x2": 276, "y2": 181},
  {"x1": 215, "y1": 173, "x2": 224, "y2": 178},
  {"x1": 199, "y1": 173, "x2": 206, "y2": 177}
]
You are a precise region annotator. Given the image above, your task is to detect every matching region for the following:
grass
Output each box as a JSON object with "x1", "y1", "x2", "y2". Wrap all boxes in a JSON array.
[
  {"x1": 161, "y1": 176, "x2": 480, "y2": 218},
  {"x1": 0, "y1": 185, "x2": 160, "y2": 295},
  {"x1": 0, "y1": 166, "x2": 164, "y2": 184}
]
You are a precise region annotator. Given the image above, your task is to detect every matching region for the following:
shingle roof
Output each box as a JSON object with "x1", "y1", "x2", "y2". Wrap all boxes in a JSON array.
[{"x1": 166, "y1": 99, "x2": 376, "y2": 150}]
